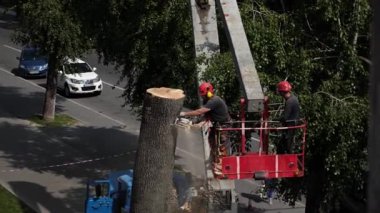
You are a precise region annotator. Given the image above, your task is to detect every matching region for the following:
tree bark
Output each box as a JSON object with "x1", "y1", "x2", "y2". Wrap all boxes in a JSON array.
[
  {"x1": 131, "y1": 87, "x2": 185, "y2": 213},
  {"x1": 42, "y1": 54, "x2": 59, "y2": 121},
  {"x1": 368, "y1": 0, "x2": 380, "y2": 212},
  {"x1": 305, "y1": 157, "x2": 325, "y2": 213},
  {"x1": 165, "y1": 183, "x2": 179, "y2": 213}
]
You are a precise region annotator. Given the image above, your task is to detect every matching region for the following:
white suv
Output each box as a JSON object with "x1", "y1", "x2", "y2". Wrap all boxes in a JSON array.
[{"x1": 57, "y1": 58, "x2": 103, "y2": 97}]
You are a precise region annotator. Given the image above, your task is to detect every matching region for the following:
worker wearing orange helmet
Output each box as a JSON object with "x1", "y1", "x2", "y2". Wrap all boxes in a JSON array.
[
  {"x1": 180, "y1": 82, "x2": 230, "y2": 124},
  {"x1": 277, "y1": 80, "x2": 300, "y2": 153}
]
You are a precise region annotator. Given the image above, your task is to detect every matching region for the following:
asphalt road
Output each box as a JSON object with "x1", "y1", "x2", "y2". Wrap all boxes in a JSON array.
[{"x1": 0, "y1": 10, "x2": 305, "y2": 213}]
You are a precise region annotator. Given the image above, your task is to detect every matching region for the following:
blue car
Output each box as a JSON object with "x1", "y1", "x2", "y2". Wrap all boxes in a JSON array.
[{"x1": 17, "y1": 47, "x2": 48, "y2": 77}]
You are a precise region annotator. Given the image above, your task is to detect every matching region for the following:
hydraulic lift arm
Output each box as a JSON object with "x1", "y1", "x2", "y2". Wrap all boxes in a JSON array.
[
  {"x1": 216, "y1": 0, "x2": 264, "y2": 112},
  {"x1": 191, "y1": 0, "x2": 264, "y2": 112}
]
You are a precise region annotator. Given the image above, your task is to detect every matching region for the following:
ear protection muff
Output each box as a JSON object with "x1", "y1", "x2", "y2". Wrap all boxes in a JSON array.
[{"x1": 207, "y1": 91, "x2": 213, "y2": 98}]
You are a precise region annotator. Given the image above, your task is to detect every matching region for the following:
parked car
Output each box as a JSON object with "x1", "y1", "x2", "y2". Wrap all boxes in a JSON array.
[
  {"x1": 17, "y1": 47, "x2": 48, "y2": 77},
  {"x1": 57, "y1": 57, "x2": 103, "y2": 97}
]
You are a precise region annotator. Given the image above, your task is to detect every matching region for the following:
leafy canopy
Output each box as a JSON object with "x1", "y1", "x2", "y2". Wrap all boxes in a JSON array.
[{"x1": 13, "y1": 0, "x2": 92, "y2": 59}]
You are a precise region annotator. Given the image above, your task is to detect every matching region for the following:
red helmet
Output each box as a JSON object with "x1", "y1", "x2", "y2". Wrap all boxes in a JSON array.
[
  {"x1": 199, "y1": 82, "x2": 214, "y2": 96},
  {"x1": 277, "y1": 81, "x2": 292, "y2": 92}
]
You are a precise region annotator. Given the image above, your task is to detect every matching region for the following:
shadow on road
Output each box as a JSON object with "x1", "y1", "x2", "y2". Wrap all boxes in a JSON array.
[
  {"x1": 238, "y1": 202, "x2": 265, "y2": 213},
  {"x1": 0, "y1": 7, "x2": 18, "y2": 30},
  {"x1": 0, "y1": 85, "x2": 48, "y2": 119},
  {"x1": 241, "y1": 192, "x2": 266, "y2": 203},
  {"x1": 10, "y1": 68, "x2": 47, "y2": 80},
  {"x1": 8, "y1": 181, "x2": 73, "y2": 213},
  {"x1": 0, "y1": 85, "x2": 138, "y2": 212}
]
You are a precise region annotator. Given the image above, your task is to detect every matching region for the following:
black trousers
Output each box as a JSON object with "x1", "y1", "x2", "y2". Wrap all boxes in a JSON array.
[{"x1": 278, "y1": 121, "x2": 298, "y2": 154}]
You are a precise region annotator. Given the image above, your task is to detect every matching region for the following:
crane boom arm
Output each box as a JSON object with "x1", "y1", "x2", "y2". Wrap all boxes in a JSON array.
[
  {"x1": 191, "y1": 0, "x2": 220, "y2": 79},
  {"x1": 216, "y1": 0, "x2": 264, "y2": 112}
]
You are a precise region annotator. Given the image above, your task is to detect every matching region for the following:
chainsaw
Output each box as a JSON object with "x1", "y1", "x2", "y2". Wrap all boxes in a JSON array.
[{"x1": 175, "y1": 117, "x2": 193, "y2": 129}]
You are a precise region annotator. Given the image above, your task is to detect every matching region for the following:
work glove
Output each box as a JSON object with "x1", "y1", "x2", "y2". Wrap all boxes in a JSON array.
[{"x1": 179, "y1": 112, "x2": 186, "y2": 117}]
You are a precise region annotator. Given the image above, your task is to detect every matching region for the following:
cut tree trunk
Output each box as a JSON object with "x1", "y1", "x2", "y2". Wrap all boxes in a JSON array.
[
  {"x1": 165, "y1": 183, "x2": 179, "y2": 213},
  {"x1": 42, "y1": 54, "x2": 59, "y2": 121},
  {"x1": 131, "y1": 87, "x2": 185, "y2": 213}
]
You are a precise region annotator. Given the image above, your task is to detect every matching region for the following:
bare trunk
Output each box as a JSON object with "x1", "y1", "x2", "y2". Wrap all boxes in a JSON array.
[
  {"x1": 42, "y1": 54, "x2": 58, "y2": 121},
  {"x1": 368, "y1": 0, "x2": 380, "y2": 212},
  {"x1": 305, "y1": 158, "x2": 325, "y2": 213},
  {"x1": 131, "y1": 87, "x2": 185, "y2": 213}
]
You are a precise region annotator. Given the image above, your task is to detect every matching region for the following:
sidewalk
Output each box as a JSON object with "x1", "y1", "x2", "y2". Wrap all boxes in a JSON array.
[{"x1": 0, "y1": 68, "x2": 139, "y2": 212}]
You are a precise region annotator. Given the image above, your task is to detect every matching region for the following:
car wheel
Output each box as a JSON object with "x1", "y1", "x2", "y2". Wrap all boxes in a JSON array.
[
  {"x1": 20, "y1": 70, "x2": 27, "y2": 78},
  {"x1": 64, "y1": 84, "x2": 71, "y2": 97},
  {"x1": 16, "y1": 68, "x2": 22, "y2": 77}
]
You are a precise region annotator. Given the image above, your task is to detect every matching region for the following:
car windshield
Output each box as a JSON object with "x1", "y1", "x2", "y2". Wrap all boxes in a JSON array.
[
  {"x1": 21, "y1": 49, "x2": 47, "y2": 61},
  {"x1": 64, "y1": 63, "x2": 92, "y2": 74}
]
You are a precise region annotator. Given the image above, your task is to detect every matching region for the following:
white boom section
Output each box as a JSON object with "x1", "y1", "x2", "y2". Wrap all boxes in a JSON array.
[
  {"x1": 190, "y1": 0, "x2": 220, "y2": 180},
  {"x1": 190, "y1": 0, "x2": 220, "y2": 80},
  {"x1": 217, "y1": 0, "x2": 264, "y2": 112},
  {"x1": 190, "y1": 0, "x2": 219, "y2": 179},
  {"x1": 191, "y1": 1, "x2": 238, "y2": 212}
]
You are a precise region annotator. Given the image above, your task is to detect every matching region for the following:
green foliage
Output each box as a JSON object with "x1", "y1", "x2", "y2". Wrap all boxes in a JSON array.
[
  {"x1": 12, "y1": 0, "x2": 92, "y2": 59},
  {"x1": 199, "y1": 52, "x2": 241, "y2": 112},
  {"x1": 303, "y1": 0, "x2": 371, "y2": 97},
  {"x1": 302, "y1": 93, "x2": 368, "y2": 210},
  {"x1": 87, "y1": 0, "x2": 197, "y2": 109},
  {"x1": 235, "y1": 0, "x2": 370, "y2": 210},
  {"x1": 239, "y1": 1, "x2": 306, "y2": 89}
]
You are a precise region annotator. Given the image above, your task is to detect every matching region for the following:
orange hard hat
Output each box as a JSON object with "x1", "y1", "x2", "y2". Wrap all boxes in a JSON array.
[
  {"x1": 199, "y1": 82, "x2": 214, "y2": 96},
  {"x1": 277, "y1": 81, "x2": 292, "y2": 92}
]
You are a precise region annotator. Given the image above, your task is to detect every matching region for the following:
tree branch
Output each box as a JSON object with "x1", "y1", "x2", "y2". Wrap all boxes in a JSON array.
[
  {"x1": 311, "y1": 56, "x2": 338, "y2": 61},
  {"x1": 315, "y1": 91, "x2": 366, "y2": 107},
  {"x1": 358, "y1": 56, "x2": 372, "y2": 65},
  {"x1": 304, "y1": 13, "x2": 313, "y2": 32}
]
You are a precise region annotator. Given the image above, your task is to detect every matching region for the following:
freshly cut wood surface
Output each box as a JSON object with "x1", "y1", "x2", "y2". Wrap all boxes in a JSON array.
[{"x1": 147, "y1": 87, "x2": 185, "y2": 100}]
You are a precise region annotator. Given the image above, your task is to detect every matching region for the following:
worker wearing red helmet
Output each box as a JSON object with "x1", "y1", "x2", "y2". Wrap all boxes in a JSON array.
[
  {"x1": 277, "y1": 81, "x2": 300, "y2": 124},
  {"x1": 180, "y1": 82, "x2": 231, "y2": 172},
  {"x1": 180, "y1": 82, "x2": 230, "y2": 124},
  {"x1": 180, "y1": 82, "x2": 231, "y2": 175},
  {"x1": 277, "y1": 80, "x2": 300, "y2": 154}
]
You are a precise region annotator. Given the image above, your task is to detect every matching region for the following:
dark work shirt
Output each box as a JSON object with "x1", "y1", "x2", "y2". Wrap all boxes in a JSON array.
[
  {"x1": 281, "y1": 94, "x2": 300, "y2": 125},
  {"x1": 203, "y1": 95, "x2": 230, "y2": 123}
]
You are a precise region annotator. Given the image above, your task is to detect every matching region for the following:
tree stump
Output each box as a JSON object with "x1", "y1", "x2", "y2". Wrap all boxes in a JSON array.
[{"x1": 131, "y1": 87, "x2": 185, "y2": 213}]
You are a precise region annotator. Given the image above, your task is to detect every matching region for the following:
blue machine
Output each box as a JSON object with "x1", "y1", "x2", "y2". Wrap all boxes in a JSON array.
[{"x1": 85, "y1": 170, "x2": 133, "y2": 213}]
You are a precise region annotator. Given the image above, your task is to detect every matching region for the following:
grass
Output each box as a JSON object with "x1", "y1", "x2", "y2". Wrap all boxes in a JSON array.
[
  {"x1": 0, "y1": 185, "x2": 35, "y2": 213},
  {"x1": 29, "y1": 114, "x2": 77, "y2": 127}
]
